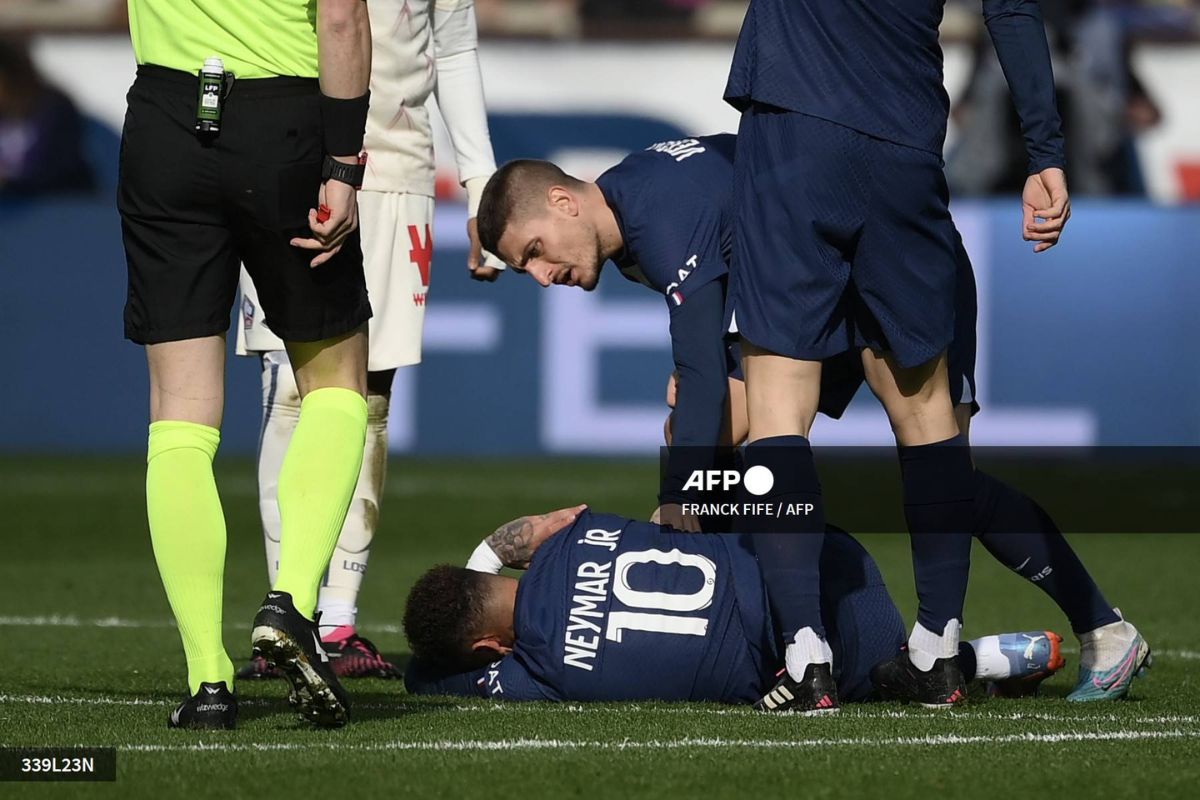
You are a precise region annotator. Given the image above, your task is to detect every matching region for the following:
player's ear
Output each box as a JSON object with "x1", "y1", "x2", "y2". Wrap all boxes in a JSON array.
[
  {"x1": 547, "y1": 185, "x2": 578, "y2": 216},
  {"x1": 472, "y1": 636, "x2": 512, "y2": 658}
]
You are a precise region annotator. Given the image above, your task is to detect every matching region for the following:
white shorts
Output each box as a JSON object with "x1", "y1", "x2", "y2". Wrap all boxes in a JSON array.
[{"x1": 237, "y1": 191, "x2": 434, "y2": 372}]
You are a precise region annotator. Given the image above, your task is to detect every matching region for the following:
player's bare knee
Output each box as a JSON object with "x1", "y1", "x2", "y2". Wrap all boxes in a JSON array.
[
  {"x1": 287, "y1": 325, "x2": 369, "y2": 398},
  {"x1": 741, "y1": 340, "x2": 822, "y2": 439},
  {"x1": 954, "y1": 404, "x2": 973, "y2": 439},
  {"x1": 146, "y1": 335, "x2": 226, "y2": 427}
]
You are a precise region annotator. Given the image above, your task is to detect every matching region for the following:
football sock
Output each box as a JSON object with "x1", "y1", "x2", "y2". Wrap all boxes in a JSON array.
[
  {"x1": 899, "y1": 434, "x2": 974, "y2": 638},
  {"x1": 273, "y1": 387, "x2": 368, "y2": 620},
  {"x1": 1079, "y1": 611, "x2": 1142, "y2": 672},
  {"x1": 742, "y1": 435, "x2": 827, "y2": 679},
  {"x1": 317, "y1": 391, "x2": 389, "y2": 636},
  {"x1": 972, "y1": 470, "x2": 1119, "y2": 635},
  {"x1": 786, "y1": 628, "x2": 833, "y2": 678},
  {"x1": 961, "y1": 635, "x2": 1007, "y2": 681},
  {"x1": 146, "y1": 421, "x2": 235, "y2": 695},
  {"x1": 255, "y1": 352, "x2": 300, "y2": 586},
  {"x1": 908, "y1": 619, "x2": 962, "y2": 672},
  {"x1": 320, "y1": 624, "x2": 356, "y2": 645}
]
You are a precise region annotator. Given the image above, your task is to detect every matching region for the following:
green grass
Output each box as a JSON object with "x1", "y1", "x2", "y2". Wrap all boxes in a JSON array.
[{"x1": 1, "y1": 456, "x2": 1198, "y2": 798}]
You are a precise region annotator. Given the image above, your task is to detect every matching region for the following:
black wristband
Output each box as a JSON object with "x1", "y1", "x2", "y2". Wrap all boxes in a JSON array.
[{"x1": 320, "y1": 91, "x2": 370, "y2": 157}]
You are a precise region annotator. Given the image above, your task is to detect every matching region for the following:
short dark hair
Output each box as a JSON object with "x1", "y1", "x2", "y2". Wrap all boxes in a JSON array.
[
  {"x1": 403, "y1": 565, "x2": 492, "y2": 672},
  {"x1": 477, "y1": 159, "x2": 583, "y2": 259}
]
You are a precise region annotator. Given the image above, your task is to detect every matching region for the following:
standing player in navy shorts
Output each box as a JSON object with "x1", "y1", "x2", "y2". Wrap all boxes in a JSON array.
[
  {"x1": 724, "y1": 0, "x2": 1073, "y2": 712},
  {"x1": 477, "y1": 136, "x2": 1150, "y2": 708}
]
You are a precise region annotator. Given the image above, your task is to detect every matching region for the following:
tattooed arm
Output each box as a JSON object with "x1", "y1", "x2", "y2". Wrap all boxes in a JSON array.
[{"x1": 478, "y1": 505, "x2": 588, "y2": 570}]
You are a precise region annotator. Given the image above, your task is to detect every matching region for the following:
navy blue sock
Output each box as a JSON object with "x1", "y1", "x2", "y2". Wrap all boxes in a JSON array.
[
  {"x1": 899, "y1": 434, "x2": 975, "y2": 633},
  {"x1": 973, "y1": 470, "x2": 1119, "y2": 634},
  {"x1": 743, "y1": 435, "x2": 825, "y2": 641}
]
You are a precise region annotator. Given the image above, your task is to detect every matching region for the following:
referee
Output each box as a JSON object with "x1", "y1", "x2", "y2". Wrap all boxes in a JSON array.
[{"x1": 120, "y1": 1, "x2": 373, "y2": 729}]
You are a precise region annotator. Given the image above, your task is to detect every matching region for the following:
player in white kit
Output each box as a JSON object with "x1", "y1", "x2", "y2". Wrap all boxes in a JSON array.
[{"x1": 236, "y1": 0, "x2": 503, "y2": 678}]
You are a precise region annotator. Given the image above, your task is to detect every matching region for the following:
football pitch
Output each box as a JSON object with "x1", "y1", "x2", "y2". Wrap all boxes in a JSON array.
[{"x1": 1, "y1": 457, "x2": 1198, "y2": 798}]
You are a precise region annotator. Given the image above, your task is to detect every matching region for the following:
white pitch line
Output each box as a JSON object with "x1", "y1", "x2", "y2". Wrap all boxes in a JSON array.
[
  {"x1": 114, "y1": 729, "x2": 1200, "y2": 754},
  {"x1": 1, "y1": 694, "x2": 1194, "y2": 727}
]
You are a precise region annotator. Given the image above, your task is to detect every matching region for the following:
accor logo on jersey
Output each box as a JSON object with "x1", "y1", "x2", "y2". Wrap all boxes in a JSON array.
[{"x1": 408, "y1": 223, "x2": 432, "y2": 306}]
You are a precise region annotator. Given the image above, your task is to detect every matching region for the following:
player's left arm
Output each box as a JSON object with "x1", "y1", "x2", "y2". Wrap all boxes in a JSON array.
[
  {"x1": 656, "y1": 278, "x2": 729, "y2": 530},
  {"x1": 432, "y1": 0, "x2": 505, "y2": 280},
  {"x1": 981, "y1": 0, "x2": 1071, "y2": 252}
]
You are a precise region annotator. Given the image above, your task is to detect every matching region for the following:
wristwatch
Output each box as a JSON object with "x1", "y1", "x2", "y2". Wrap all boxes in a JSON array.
[{"x1": 321, "y1": 153, "x2": 367, "y2": 189}]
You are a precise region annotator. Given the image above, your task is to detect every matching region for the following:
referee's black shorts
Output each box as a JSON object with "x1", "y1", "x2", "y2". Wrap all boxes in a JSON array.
[{"x1": 119, "y1": 65, "x2": 372, "y2": 345}]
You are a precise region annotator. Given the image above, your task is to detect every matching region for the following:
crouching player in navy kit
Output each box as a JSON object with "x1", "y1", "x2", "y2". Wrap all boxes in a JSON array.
[
  {"x1": 403, "y1": 506, "x2": 1065, "y2": 705},
  {"x1": 476, "y1": 135, "x2": 1152, "y2": 708}
]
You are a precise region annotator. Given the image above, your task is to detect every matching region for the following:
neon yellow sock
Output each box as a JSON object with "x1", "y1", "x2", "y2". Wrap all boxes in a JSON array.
[
  {"x1": 146, "y1": 421, "x2": 235, "y2": 695},
  {"x1": 273, "y1": 387, "x2": 368, "y2": 619}
]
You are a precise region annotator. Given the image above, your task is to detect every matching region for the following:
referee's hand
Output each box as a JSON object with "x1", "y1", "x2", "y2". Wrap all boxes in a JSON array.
[
  {"x1": 1022, "y1": 167, "x2": 1071, "y2": 254},
  {"x1": 290, "y1": 173, "x2": 360, "y2": 268}
]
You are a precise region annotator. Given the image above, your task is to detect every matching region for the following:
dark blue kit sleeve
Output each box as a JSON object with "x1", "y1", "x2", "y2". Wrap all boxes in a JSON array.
[
  {"x1": 982, "y1": 0, "x2": 1067, "y2": 173},
  {"x1": 404, "y1": 657, "x2": 488, "y2": 697},
  {"x1": 405, "y1": 655, "x2": 558, "y2": 702},
  {"x1": 660, "y1": 278, "x2": 730, "y2": 505}
]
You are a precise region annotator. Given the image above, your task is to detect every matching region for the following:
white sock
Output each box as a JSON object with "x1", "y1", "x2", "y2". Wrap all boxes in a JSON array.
[
  {"x1": 907, "y1": 619, "x2": 961, "y2": 672},
  {"x1": 785, "y1": 627, "x2": 833, "y2": 681},
  {"x1": 1079, "y1": 608, "x2": 1139, "y2": 672},
  {"x1": 966, "y1": 635, "x2": 1010, "y2": 681},
  {"x1": 256, "y1": 351, "x2": 301, "y2": 587},
  {"x1": 316, "y1": 391, "x2": 390, "y2": 634}
]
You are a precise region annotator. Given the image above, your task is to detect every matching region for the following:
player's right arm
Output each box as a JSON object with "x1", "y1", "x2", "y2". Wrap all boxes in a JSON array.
[
  {"x1": 291, "y1": 0, "x2": 372, "y2": 267},
  {"x1": 980, "y1": 0, "x2": 1070, "y2": 252},
  {"x1": 466, "y1": 505, "x2": 588, "y2": 572}
]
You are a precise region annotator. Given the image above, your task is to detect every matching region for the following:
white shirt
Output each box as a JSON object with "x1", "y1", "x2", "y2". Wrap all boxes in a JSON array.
[{"x1": 363, "y1": 0, "x2": 497, "y2": 215}]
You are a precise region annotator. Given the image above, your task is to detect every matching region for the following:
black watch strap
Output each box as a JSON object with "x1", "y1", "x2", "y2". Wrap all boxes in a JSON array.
[{"x1": 322, "y1": 154, "x2": 366, "y2": 189}]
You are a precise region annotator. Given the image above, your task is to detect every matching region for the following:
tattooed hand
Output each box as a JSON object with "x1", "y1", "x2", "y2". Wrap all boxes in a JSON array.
[{"x1": 486, "y1": 504, "x2": 588, "y2": 569}]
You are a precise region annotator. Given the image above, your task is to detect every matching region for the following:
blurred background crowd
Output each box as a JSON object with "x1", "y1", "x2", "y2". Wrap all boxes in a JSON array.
[{"x1": 2, "y1": 0, "x2": 1199, "y2": 199}]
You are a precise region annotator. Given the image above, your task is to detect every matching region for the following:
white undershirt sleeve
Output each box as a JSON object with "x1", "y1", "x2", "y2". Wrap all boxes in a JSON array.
[
  {"x1": 433, "y1": 1, "x2": 503, "y2": 267},
  {"x1": 466, "y1": 539, "x2": 504, "y2": 574}
]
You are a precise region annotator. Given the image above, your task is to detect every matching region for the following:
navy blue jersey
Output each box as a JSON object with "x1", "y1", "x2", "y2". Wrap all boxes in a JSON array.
[
  {"x1": 596, "y1": 134, "x2": 737, "y2": 308},
  {"x1": 596, "y1": 135, "x2": 738, "y2": 503},
  {"x1": 482, "y1": 511, "x2": 774, "y2": 702},
  {"x1": 405, "y1": 512, "x2": 906, "y2": 703},
  {"x1": 725, "y1": 0, "x2": 1064, "y2": 172},
  {"x1": 418, "y1": 511, "x2": 775, "y2": 703}
]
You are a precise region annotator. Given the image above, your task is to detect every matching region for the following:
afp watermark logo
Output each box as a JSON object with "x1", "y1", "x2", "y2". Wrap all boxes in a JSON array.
[
  {"x1": 681, "y1": 465, "x2": 775, "y2": 496},
  {"x1": 677, "y1": 464, "x2": 817, "y2": 527}
]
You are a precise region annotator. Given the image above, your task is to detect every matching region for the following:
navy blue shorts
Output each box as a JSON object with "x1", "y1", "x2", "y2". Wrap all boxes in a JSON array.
[
  {"x1": 731, "y1": 105, "x2": 961, "y2": 369},
  {"x1": 726, "y1": 229, "x2": 979, "y2": 416}
]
